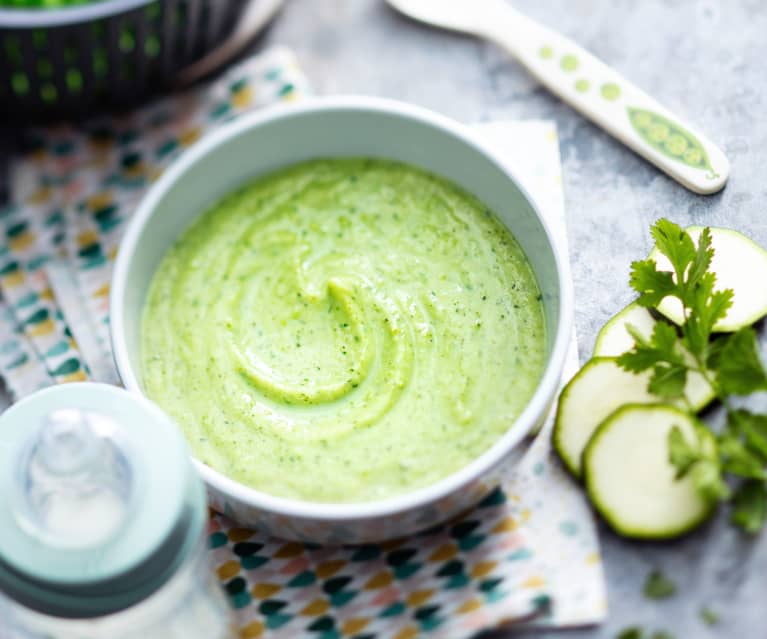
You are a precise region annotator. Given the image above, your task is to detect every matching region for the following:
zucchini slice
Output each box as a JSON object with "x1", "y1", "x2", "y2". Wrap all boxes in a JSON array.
[
  {"x1": 650, "y1": 226, "x2": 767, "y2": 332},
  {"x1": 593, "y1": 302, "x2": 657, "y2": 356},
  {"x1": 583, "y1": 403, "x2": 715, "y2": 539},
  {"x1": 554, "y1": 357, "x2": 658, "y2": 477},
  {"x1": 593, "y1": 302, "x2": 715, "y2": 411}
]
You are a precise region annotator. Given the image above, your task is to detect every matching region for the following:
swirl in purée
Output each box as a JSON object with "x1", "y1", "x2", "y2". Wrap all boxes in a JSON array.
[{"x1": 142, "y1": 159, "x2": 546, "y2": 502}]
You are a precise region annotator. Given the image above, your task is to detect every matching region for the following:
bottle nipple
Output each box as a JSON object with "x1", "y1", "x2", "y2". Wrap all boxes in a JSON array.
[{"x1": 15, "y1": 409, "x2": 134, "y2": 549}]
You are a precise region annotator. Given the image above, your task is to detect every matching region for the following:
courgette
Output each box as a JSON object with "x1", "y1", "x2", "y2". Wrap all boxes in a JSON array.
[
  {"x1": 554, "y1": 357, "x2": 657, "y2": 477},
  {"x1": 651, "y1": 226, "x2": 767, "y2": 332},
  {"x1": 593, "y1": 302, "x2": 715, "y2": 410},
  {"x1": 583, "y1": 403, "x2": 716, "y2": 539}
]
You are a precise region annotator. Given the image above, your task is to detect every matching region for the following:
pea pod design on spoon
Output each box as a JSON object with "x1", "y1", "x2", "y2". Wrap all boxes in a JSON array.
[
  {"x1": 627, "y1": 108, "x2": 719, "y2": 180},
  {"x1": 386, "y1": 0, "x2": 729, "y2": 194}
]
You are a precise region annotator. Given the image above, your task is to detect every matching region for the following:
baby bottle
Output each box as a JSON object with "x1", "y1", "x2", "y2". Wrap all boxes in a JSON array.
[{"x1": 0, "y1": 383, "x2": 236, "y2": 639}]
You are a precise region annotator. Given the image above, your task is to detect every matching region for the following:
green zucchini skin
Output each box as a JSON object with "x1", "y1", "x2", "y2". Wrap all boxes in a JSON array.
[
  {"x1": 651, "y1": 226, "x2": 767, "y2": 333},
  {"x1": 592, "y1": 301, "x2": 715, "y2": 412},
  {"x1": 553, "y1": 357, "x2": 657, "y2": 478},
  {"x1": 583, "y1": 403, "x2": 716, "y2": 540}
]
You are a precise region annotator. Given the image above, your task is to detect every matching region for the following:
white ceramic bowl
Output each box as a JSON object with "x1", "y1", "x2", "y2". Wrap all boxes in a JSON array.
[{"x1": 111, "y1": 96, "x2": 573, "y2": 544}]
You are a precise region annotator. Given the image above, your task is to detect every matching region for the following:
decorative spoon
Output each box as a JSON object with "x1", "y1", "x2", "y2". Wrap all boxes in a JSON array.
[{"x1": 386, "y1": 0, "x2": 729, "y2": 194}]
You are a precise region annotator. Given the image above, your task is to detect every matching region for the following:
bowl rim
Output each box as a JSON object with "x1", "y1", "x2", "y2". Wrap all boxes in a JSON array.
[
  {"x1": 110, "y1": 95, "x2": 574, "y2": 521},
  {"x1": 0, "y1": 0, "x2": 154, "y2": 27}
]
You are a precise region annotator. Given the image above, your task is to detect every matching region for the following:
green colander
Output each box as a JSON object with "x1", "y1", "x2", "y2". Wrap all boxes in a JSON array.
[{"x1": 0, "y1": 0, "x2": 276, "y2": 120}]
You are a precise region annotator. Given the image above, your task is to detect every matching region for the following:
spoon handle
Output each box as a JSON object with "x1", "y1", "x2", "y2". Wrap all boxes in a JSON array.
[{"x1": 481, "y1": 6, "x2": 728, "y2": 194}]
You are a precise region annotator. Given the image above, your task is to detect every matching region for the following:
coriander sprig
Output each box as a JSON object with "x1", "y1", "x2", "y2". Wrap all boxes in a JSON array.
[{"x1": 616, "y1": 218, "x2": 767, "y2": 532}]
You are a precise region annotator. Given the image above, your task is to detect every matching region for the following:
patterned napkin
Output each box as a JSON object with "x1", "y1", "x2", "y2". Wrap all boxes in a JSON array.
[{"x1": 0, "y1": 49, "x2": 606, "y2": 637}]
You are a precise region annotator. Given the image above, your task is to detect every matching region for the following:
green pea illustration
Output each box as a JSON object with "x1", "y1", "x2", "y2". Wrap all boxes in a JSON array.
[
  {"x1": 575, "y1": 78, "x2": 590, "y2": 93},
  {"x1": 560, "y1": 54, "x2": 579, "y2": 71},
  {"x1": 627, "y1": 107, "x2": 718, "y2": 178},
  {"x1": 648, "y1": 123, "x2": 670, "y2": 142},
  {"x1": 632, "y1": 111, "x2": 652, "y2": 129},
  {"x1": 665, "y1": 134, "x2": 688, "y2": 157},
  {"x1": 600, "y1": 83, "x2": 621, "y2": 101},
  {"x1": 539, "y1": 45, "x2": 554, "y2": 59},
  {"x1": 684, "y1": 148, "x2": 703, "y2": 165}
]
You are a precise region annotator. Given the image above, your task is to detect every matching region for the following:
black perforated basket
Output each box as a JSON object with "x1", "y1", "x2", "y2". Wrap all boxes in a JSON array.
[{"x1": 0, "y1": 0, "x2": 252, "y2": 120}]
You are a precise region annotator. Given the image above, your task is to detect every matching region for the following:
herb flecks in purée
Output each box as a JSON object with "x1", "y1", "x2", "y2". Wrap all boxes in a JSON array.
[{"x1": 142, "y1": 158, "x2": 546, "y2": 503}]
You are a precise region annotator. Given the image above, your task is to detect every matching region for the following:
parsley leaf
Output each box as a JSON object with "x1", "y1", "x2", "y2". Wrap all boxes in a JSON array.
[
  {"x1": 651, "y1": 320, "x2": 682, "y2": 354},
  {"x1": 728, "y1": 410, "x2": 767, "y2": 462},
  {"x1": 622, "y1": 220, "x2": 735, "y2": 400},
  {"x1": 715, "y1": 328, "x2": 767, "y2": 396},
  {"x1": 690, "y1": 460, "x2": 731, "y2": 501},
  {"x1": 617, "y1": 627, "x2": 644, "y2": 639},
  {"x1": 643, "y1": 570, "x2": 676, "y2": 599},
  {"x1": 684, "y1": 273, "x2": 733, "y2": 356},
  {"x1": 629, "y1": 219, "x2": 734, "y2": 363},
  {"x1": 668, "y1": 425, "x2": 729, "y2": 500},
  {"x1": 718, "y1": 436, "x2": 766, "y2": 479},
  {"x1": 648, "y1": 364, "x2": 687, "y2": 399},
  {"x1": 617, "y1": 346, "x2": 667, "y2": 374},
  {"x1": 597, "y1": 218, "x2": 767, "y2": 533},
  {"x1": 668, "y1": 425, "x2": 700, "y2": 476},
  {"x1": 651, "y1": 218, "x2": 695, "y2": 287},
  {"x1": 687, "y1": 226, "x2": 714, "y2": 291},
  {"x1": 700, "y1": 607, "x2": 719, "y2": 626},
  {"x1": 630, "y1": 259, "x2": 677, "y2": 308},
  {"x1": 704, "y1": 336, "x2": 727, "y2": 370},
  {"x1": 730, "y1": 480, "x2": 767, "y2": 533},
  {"x1": 617, "y1": 322, "x2": 687, "y2": 399}
]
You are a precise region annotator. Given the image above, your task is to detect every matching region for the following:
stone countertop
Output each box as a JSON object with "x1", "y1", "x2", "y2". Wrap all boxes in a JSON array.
[{"x1": 260, "y1": 1, "x2": 766, "y2": 637}]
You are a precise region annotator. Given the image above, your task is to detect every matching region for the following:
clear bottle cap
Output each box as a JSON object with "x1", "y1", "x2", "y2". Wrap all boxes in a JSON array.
[
  {"x1": 16, "y1": 408, "x2": 133, "y2": 549},
  {"x1": 0, "y1": 383, "x2": 206, "y2": 618}
]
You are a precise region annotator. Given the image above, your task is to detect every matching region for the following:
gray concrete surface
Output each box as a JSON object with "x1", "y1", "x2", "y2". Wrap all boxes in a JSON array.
[{"x1": 258, "y1": 1, "x2": 766, "y2": 637}]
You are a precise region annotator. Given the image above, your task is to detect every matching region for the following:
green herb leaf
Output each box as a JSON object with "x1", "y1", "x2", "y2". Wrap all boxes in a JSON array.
[
  {"x1": 704, "y1": 336, "x2": 726, "y2": 370},
  {"x1": 618, "y1": 347, "x2": 666, "y2": 374},
  {"x1": 630, "y1": 259, "x2": 677, "y2": 308},
  {"x1": 586, "y1": 219, "x2": 767, "y2": 535},
  {"x1": 719, "y1": 436, "x2": 766, "y2": 479},
  {"x1": 690, "y1": 459, "x2": 731, "y2": 501},
  {"x1": 651, "y1": 218, "x2": 695, "y2": 286},
  {"x1": 625, "y1": 322, "x2": 652, "y2": 347},
  {"x1": 715, "y1": 328, "x2": 767, "y2": 396},
  {"x1": 700, "y1": 606, "x2": 719, "y2": 626},
  {"x1": 730, "y1": 480, "x2": 767, "y2": 533},
  {"x1": 643, "y1": 570, "x2": 676, "y2": 599},
  {"x1": 668, "y1": 425, "x2": 699, "y2": 477},
  {"x1": 729, "y1": 410, "x2": 767, "y2": 462},
  {"x1": 668, "y1": 425, "x2": 729, "y2": 499},
  {"x1": 648, "y1": 363, "x2": 687, "y2": 398},
  {"x1": 617, "y1": 627, "x2": 644, "y2": 639},
  {"x1": 617, "y1": 322, "x2": 686, "y2": 381},
  {"x1": 687, "y1": 226, "x2": 714, "y2": 290},
  {"x1": 651, "y1": 321, "x2": 684, "y2": 358},
  {"x1": 684, "y1": 275, "x2": 733, "y2": 356}
]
